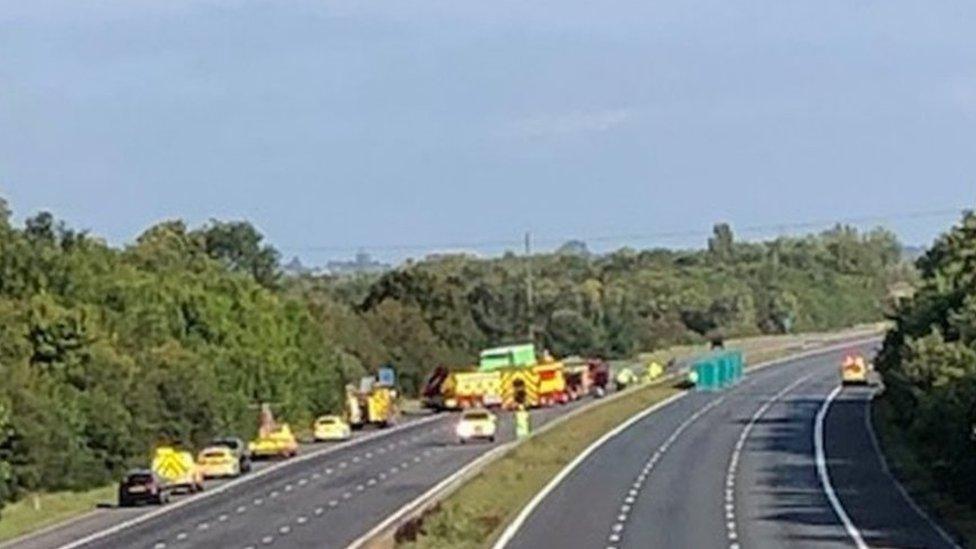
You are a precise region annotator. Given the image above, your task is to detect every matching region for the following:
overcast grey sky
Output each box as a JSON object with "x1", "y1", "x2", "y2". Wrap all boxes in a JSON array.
[{"x1": 1, "y1": 0, "x2": 973, "y2": 263}]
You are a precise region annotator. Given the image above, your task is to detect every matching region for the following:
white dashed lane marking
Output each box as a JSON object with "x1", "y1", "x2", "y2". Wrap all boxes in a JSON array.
[
  {"x1": 602, "y1": 396, "x2": 726, "y2": 548},
  {"x1": 724, "y1": 374, "x2": 812, "y2": 548},
  {"x1": 220, "y1": 425, "x2": 450, "y2": 549}
]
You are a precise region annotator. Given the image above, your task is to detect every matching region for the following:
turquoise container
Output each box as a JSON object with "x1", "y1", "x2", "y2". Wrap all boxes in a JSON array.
[{"x1": 693, "y1": 349, "x2": 745, "y2": 391}]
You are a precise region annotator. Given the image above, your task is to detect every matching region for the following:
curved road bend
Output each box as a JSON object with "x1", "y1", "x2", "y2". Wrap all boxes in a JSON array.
[
  {"x1": 504, "y1": 344, "x2": 958, "y2": 549},
  {"x1": 7, "y1": 393, "x2": 601, "y2": 549}
]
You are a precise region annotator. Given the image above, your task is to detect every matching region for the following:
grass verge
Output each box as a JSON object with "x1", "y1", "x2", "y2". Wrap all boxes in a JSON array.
[
  {"x1": 399, "y1": 382, "x2": 680, "y2": 549},
  {"x1": 397, "y1": 327, "x2": 882, "y2": 548},
  {"x1": 872, "y1": 397, "x2": 976, "y2": 547},
  {"x1": 0, "y1": 485, "x2": 115, "y2": 543}
]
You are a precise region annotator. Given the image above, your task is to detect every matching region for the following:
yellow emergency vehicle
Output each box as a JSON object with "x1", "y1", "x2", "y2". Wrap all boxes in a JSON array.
[
  {"x1": 151, "y1": 446, "x2": 204, "y2": 493},
  {"x1": 196, "y1": 446, "x2": 241, "y2": 478},
  {"x1": 841, "y1": 354, "x2": 869, "y2": 385}
]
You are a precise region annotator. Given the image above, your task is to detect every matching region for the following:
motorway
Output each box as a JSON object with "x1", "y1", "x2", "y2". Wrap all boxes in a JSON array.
[
  {"x1": 6, "y1": 391, "x2": 597, "y2": 549},
  {"x1": 10, "y1": 338, "x2": 950, "y2": 549},
  {"x1": 503, "y1": 343, "x2": 960, "y2": 549}
]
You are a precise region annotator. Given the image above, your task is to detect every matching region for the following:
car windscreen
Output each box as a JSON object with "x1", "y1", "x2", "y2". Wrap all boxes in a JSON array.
[
  {"x1": 212, "y1": 439, "x2": 240, "y2": 450},
  {"x1": 126, "y1": 473, "x2": 153, "y2": 484},
  {"x1": 464, "y1": 412, "x2": 490, "y2": 420}
]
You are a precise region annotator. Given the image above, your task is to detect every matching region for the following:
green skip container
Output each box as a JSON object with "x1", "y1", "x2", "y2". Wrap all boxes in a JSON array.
[{"x1": 692, "y1": 349, "x2": 744, "y2": 391}]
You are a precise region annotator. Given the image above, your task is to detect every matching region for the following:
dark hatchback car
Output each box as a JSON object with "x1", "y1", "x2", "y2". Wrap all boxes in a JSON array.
[
  {"x1": 118, "y1": 469, "x2": 170, "y2": 507},
  {"x1": 211, "y1": 436, "x2": 252, "y2": 474}
]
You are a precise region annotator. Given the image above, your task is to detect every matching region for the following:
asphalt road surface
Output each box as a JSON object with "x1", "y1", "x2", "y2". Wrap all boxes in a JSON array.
[
  {"x1": 505, "y1": 344, "x2": 960, "y2": 549},
  {"x1": 6, "y1": 395, "x2": 595, "y2": 549}
]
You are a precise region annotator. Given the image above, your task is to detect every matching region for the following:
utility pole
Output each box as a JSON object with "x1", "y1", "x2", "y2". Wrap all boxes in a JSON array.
[{"x1": 525, "y1": 231, "x2": 534, "y2": 344}]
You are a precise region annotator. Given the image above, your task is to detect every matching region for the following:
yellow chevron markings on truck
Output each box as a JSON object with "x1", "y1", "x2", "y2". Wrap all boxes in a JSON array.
[
  {"x1": 152, "y1": 449, "x2": 189, "y2": 481},
  {"x1": 500, "y1": 367, "x2": 540, "y2": 409}
]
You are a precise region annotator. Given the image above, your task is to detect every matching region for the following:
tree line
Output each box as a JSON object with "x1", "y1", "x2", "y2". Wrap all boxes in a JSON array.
[
  {"x1": 0, "y1": 197, "x2": 906, "y2": 514},
  {"x1": 876, "y1": 210, "x2": 976, "y2": 509}
]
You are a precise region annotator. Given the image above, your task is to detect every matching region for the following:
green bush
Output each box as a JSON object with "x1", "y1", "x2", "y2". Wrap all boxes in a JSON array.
[{"x1": 877, "y1": 211, "x2": 976, "y2": 505}]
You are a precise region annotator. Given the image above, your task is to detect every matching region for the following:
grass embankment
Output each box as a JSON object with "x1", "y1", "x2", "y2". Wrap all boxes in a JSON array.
[
  {"x1": 873, "y1": 399, "x2": 976, "y2": 548},
  {"x1": 0, "y1": 485, "x2": 115, "y2": 543},
  {"x1": 399, "y1": 327, "x2": 881, "y2": 548}
]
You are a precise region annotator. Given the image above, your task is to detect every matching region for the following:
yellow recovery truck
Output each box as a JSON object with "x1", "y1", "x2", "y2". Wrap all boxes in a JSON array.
[
  {"x1": 421, "y1": 367, "x2": 502, "y2": 410},
  {"x1": 248, "y1": 403, "x2": 299, "y2": 459},
  {"x1": 346, "y1": 367, "x2": 399, "y2": 428}
]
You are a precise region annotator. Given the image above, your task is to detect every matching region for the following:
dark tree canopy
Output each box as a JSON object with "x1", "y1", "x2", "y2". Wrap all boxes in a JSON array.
[{"x1": 876, "y1": 211, "x2": 976, "y2": 506}]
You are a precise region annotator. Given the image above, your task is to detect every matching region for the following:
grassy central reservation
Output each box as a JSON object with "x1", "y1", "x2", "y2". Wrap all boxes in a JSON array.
[{"x1": 396, "y1": 328, "x2": 877, "y2": 548}]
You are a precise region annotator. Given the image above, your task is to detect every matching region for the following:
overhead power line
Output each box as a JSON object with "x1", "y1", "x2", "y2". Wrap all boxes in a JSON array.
[{"x1": 280, "y1": 206, "x2": 967, "y2": 255}]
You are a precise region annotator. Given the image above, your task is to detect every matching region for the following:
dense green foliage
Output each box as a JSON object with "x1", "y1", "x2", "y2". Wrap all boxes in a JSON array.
[
  {"x1": 349, "y1": 223, "x2": 903, "y2": 365},
  {"x1": 877, "y1": 211, "x2": 976, "y2": 506},
  {"x1": 0, "y1": 205, "x2": 362, "y2": 512},
  {"x1": 0, "y1": 196, "x2": 902, "y2": 515}
]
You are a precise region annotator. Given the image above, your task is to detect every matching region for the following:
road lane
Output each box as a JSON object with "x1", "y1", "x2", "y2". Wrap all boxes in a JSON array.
[
  {"x1": 3, "y1": 335, "x2": 895, "y2": 549},
  {"x1": 503, "y1": 343, "x2": 955, "y2": 549},
  {"x1": 733, "y1": 367, "x2": 851, "y2": 548},
  {"x1": 822, "y1": 387, "x2": 959, "y2": 549},
  {"x1": 16, "y1": 391, "x2": 597, "y2": 549},
  {"x1": 3, "y1": 414, "x2": 444, "y2": 549},
  {"x1": 96, "y1": 419, "x2": 456, "y2": 548}
]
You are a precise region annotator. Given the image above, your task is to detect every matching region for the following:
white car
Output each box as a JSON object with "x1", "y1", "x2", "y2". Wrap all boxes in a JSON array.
[{"x1": 456, "y1": 409, "x2": 497, "y2": 443}]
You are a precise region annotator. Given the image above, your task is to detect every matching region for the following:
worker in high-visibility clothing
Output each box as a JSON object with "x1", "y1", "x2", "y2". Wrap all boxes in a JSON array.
[
  {"x1": 644, "y1": 361, "x2": 664, "y2": 383},
  {"x1": 515, "y1": 405, "x2": 531, "y2": 439},
  {"x1": 615, "y1": 368, "x2": 637, "y2": 391}
]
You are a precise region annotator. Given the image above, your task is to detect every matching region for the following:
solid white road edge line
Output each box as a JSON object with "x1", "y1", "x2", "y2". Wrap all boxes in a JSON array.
[
  {"x1": 491, "y1": 391, "x2": 689, "y2": 549},
  {"x1": 54, "y1": 413, "x2": 444, "y2": 549},
  {"x1": 862, "y1": 390, "x2": 961, "y2": 549},
  {"x1": 814, "y1": 385, "x2": 869, "y2": 549},
  {"x1": 492, "y1": 335, "x2": 881, "y2": 549}
]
